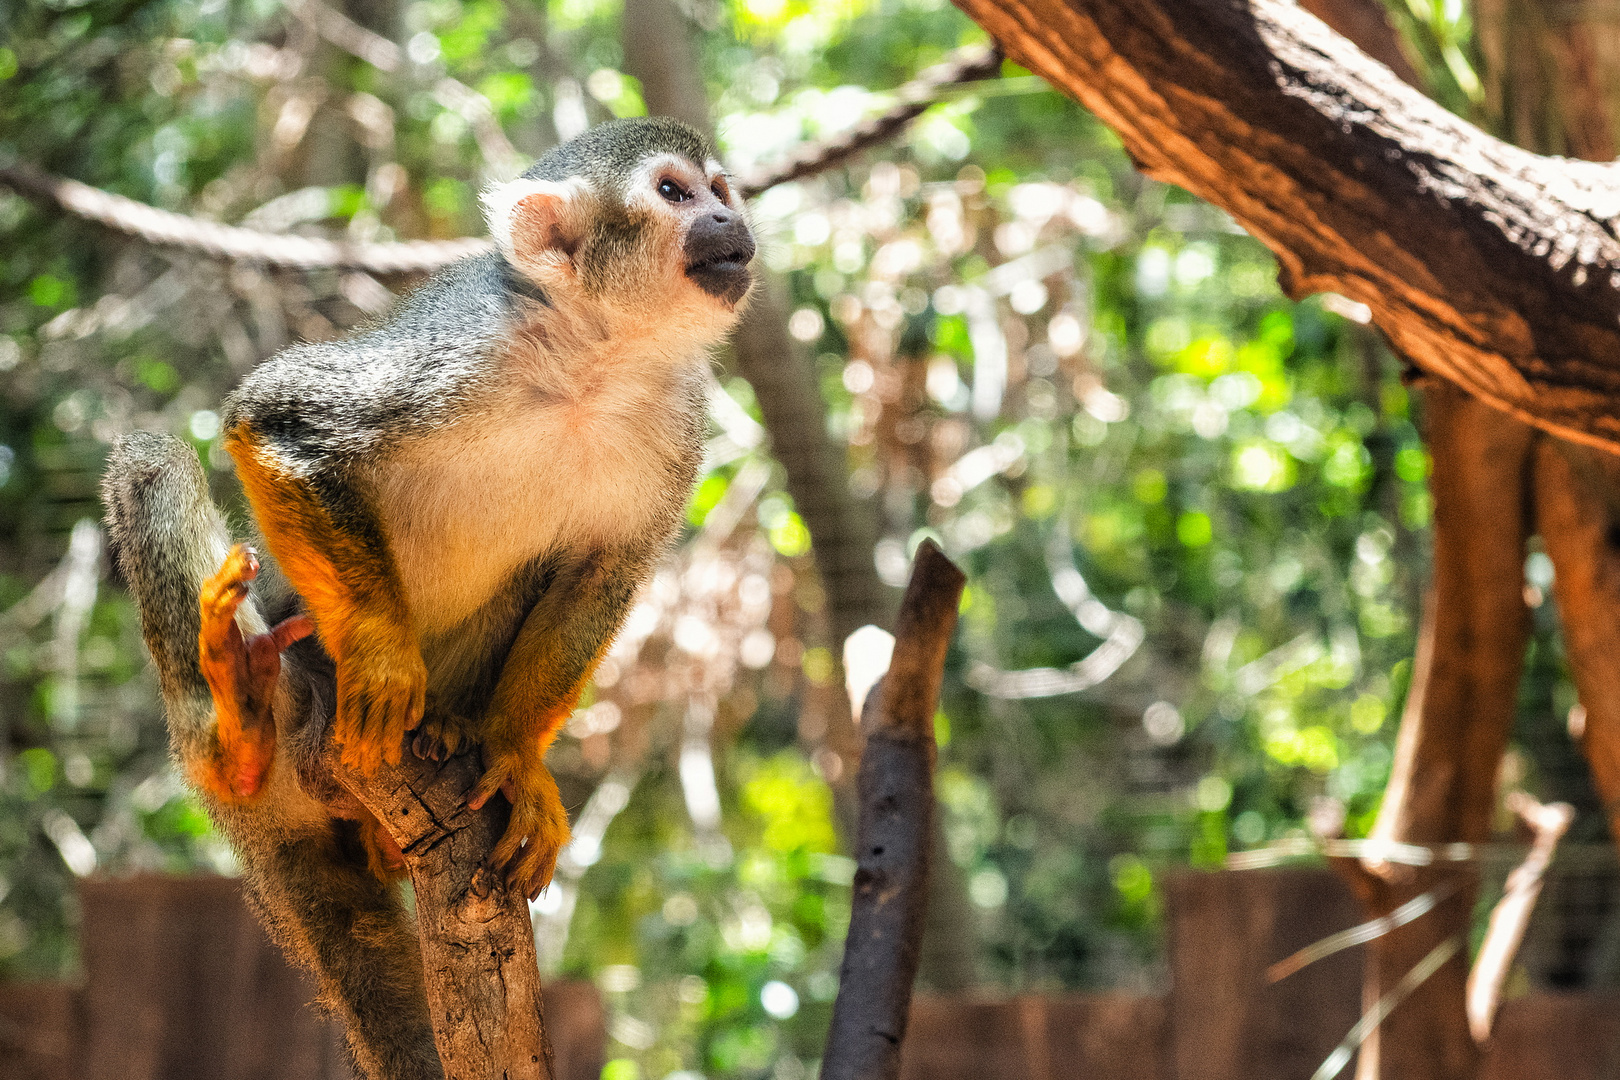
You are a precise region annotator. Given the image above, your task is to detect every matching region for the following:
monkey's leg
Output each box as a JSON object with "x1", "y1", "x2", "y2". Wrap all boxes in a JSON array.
[
  {"x1": 244, "y1": 831, "x2": 442, "y2": 1080},
  {"x1": 468, "y1": 550, "x2": 641, "y2": 898},
  {"x1": 197, "y1": 544, "x2": 314, "y2": 800},
  {"x1": 226, "y1": 423, "x2": 426, "y2": 776},
  {"x1": 196, "y1": 550, "x2": 432, "y2": 1077}
]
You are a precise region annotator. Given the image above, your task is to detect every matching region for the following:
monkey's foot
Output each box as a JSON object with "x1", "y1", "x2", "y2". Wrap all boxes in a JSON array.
[
  {"x1": 332, "y1": 629, "x2": 427, "y2": 776},
  {"x1": 466, "y1": 748, "x2": 570, "y2": 900},
  {"x1": 359, "y1": 811, "x2": 409, "y2": 881},
  {"x1": 197, "y1": 544, "x2": 314, "y2": 800},
  {"x1": 411, "y1": 713, "x2": 478, "y2": 763}
]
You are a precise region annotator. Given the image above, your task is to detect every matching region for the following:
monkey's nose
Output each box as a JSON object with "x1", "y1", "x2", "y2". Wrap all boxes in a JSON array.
[{"x1": 684, "y1": 211, "x2": 756, "y2": 305}]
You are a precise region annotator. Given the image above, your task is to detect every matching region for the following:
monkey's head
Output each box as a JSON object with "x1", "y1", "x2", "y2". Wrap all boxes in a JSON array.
[{"x1": 482, "y1": 118, "x2": 756, "y2": 347}]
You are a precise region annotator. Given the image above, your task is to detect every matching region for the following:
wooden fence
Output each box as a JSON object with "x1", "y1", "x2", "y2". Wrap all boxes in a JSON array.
[{"x1": 3, "y1": 868, "x2": 1619, "y2": 1079}]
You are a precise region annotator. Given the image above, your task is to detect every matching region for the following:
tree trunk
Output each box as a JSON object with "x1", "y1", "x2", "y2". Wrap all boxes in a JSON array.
[
  {"x1": 1532, "y1": 442, "x2": 1620, "y2": 841},
  {"x1": 954, "y1": 0, "x2": 1620, "y2": 457},
  {"x1": 1332, "y1": 381, "x2": 1533, "y2": 1080},
  {"x1": 621, "y1": 0, "x2": 978, "y2": 986},
  {"x1": 1470, "y1": 0, "x2": 1620, "y2": 839},
  {"x1": 619, "y1": 0, "x2": 891, "y2": 802},
  {"x1": 1475, "y1": 0, "x2": 1620, "y2": 161}
]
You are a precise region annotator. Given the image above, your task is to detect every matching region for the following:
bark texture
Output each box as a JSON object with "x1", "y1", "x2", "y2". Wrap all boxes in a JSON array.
[
  {"x1": 953, "y1": 0, "x2": 1620, "y2": 456},
  {"x1": 334, "y1": 750, "x2": 554, "y2": 1080},
  {"x1": 822, "y1": 540, "x2": 965, "y2": 1080}
]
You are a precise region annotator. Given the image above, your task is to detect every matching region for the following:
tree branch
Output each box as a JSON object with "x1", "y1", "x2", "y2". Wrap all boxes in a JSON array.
[
  {"x1": 822, "y1": 540, "x2": 964, "y2": 1080},
  {"x1": 955, "y1": 0, "x2": 1620, "y2": 455},
  {"x1": 1533, "y1": 437, "x2": 1620, "y2": 840},
  {"x1": 331, "y1": 748, "x2": 554, "y2": 1080},
  {"x1": 1465, "y1": 792, "x2": 1573, "y2": 1043}
]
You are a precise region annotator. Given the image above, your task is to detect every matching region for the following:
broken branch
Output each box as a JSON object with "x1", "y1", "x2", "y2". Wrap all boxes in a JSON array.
[{"x1": 822, "y1": 540, "x2": 965, "y2": 1080}]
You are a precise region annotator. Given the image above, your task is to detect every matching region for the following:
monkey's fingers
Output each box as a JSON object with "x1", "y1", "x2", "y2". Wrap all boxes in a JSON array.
[
  {"x1": 465, "y1": 761, "x2": 510, "y2": 813},
  {"x1": 269, "y1": 614, "x2": 314, "y2": 652},
  {"x1": 411, "y1": 713, "x2": 475, "y2": 763},
  {"x1": 512, "y1": 838, "x2": 563, "y2": 902},
  {"x1": 335, "y1": 697, "x2": 387, "y2": 774},
  {"x1": 468, "y1": 752, "x2": 569, "y2": 898},
  {"x1": 335, "y1": 663, "x2": 425, "y2": 775},
  {"x1": 198, "y1": 544, "x2": 260, "y2": 654},
  {"x1": 244, "y1": 616, "x2": 314, "y2": 696}
]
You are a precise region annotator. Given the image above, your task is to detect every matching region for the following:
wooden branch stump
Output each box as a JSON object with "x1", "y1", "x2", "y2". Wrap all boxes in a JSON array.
[
  {"x1": 332, "y1": 748, "x2": 554, "y2": 1080},
  {"x1": 823, "y1": 540, "x2": 966, "y2": 1080}
]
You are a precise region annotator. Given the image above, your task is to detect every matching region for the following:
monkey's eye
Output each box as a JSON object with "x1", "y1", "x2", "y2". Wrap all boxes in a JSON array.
[
  {"x1": 711, "y1": 181, "x2": 728, "y2": 202},
  {"x1": 658, "y1": 178, "x2": 691, "y2": 204}
]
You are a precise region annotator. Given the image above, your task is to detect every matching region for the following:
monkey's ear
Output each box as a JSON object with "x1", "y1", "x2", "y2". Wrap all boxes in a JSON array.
[{"x1": 481, "y1": 177, "x2": 592, "y2": 273}]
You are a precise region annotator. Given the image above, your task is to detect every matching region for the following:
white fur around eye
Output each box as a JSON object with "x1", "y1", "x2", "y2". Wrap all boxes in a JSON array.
[{"x1": 480, "y1": 176, "x2": 591, "y2": 263}]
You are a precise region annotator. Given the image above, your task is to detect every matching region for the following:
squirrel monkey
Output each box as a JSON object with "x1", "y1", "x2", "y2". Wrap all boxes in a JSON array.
[{"x1": 102, "y1": 118, "x2": 754, "y2": 1078}]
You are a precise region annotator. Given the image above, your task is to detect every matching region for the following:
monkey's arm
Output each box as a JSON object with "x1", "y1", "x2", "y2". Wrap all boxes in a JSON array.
[
  {"x1": 469, "y1": 548, "x2": 644, "y2": 898},
  {"x1": 225, "y1": 422, "x2": 426, "y2": 775}
]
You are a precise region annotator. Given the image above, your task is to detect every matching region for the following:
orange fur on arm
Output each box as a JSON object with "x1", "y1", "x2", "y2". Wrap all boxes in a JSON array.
[
  {"x1": 482, "y1": 552, "x2": 637, "y2": 755},
  {"x1": 225, "y1": 423, "x2": 414, "y2": 662},
  {"x1": 227, "y1": 422, "x2": 425, "y2": 773}
]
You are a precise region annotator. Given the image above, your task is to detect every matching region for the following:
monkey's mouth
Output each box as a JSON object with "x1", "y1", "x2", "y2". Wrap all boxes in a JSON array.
[{"x1": 686, "y1": 251, "x2": 754, "y2": 305}]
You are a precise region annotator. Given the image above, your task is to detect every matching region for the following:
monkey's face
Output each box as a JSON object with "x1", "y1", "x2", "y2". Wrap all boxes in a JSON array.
[
  {"x1": 629, "y1": 154, "x2": 755, "y2": 308},
  {"x1": 591, "y1": 151, "x2": 755, "y2": 336},
  {"x1": 484, "y1": 149, "x2": 755, "y2": 353}
]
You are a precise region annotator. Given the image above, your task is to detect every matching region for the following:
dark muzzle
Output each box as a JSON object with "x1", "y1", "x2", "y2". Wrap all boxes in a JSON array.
[{"x1": 684, "y1": 210, "x2": 756, "y2": 306}]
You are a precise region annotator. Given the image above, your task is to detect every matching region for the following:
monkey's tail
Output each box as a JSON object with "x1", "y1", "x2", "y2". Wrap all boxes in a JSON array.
[{"x1": 101, "y1": 431, "x2": 238, "y2": 762}]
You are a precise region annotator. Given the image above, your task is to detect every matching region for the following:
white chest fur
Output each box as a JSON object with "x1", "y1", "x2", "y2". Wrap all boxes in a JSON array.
[{"x1": 371, "y1": 351, "x2": 701, "y2": 639}]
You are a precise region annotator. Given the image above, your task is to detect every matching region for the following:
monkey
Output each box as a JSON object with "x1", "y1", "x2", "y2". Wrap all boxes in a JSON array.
[{"x1": 101, "y1": 117, "x2": 755, "y2": 1078}]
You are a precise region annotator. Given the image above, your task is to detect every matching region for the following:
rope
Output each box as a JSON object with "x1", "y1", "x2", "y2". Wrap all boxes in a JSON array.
[
  {"x1": 1267, "y1": 876, "x2": 1462, "y2": 984},
  {"x1": 735, "y1": 44, "x2": 1004, "y2": 198},
  {"x1": 0, "y1": 45, "x2": 1003, "y2": 273},
  {"x1": 0, "y1": 164, "x2": 494, "y2": 272}
]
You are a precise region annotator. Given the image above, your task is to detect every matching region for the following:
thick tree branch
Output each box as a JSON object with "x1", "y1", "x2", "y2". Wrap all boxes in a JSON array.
[
  {"x1": 332, "y1": 748, "x2": 554, "y2": 1080},
  {"x1": 955, "y1": 0, "x2": 1620, "y2": 455},
  {"x1": 822, "y1": 540, "x2": 964, "y2": 1080}
]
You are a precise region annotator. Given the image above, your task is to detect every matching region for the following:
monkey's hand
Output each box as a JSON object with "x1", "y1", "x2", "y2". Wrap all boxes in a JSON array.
[
  {"x1": 411, "y1": 712, "x2": 479, "y2": 763},
  {"x1": 331, "y1": 622, "x2": 427, "y2": 776},
  {"x1": 466, "y1": 733, "x2": 571, "y2": 900},
  {"x1": 198, "y1": 545, "x2": 314, "y2": 800}
]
